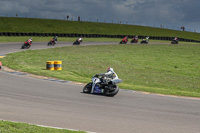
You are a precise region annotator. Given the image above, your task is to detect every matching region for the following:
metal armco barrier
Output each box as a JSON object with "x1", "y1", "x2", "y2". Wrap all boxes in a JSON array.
[
  {"x1": 54, "y1": 61, "x2": 62, "y2": 70},
  {"x1": 46, "y1": 61, "x2": 54, "y2": 70}
]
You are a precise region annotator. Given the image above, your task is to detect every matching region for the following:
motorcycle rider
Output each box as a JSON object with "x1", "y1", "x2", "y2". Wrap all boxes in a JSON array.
[
  {"x1": 123, "y1": 36, "x2": 128, "y2": 43},
  {"x1": 99, "y1": 67, "x2": 118, "y2": 84},
  {"x1": 135, "y1": 35, "x2": 138, "y2": 41},
  {"x1": 132, "y1": 35, "x2": 138, "y2": 43},
  {"x1": 53, "y1": 36, "x2": 57, "y2": 44},
  {"x1": 92, "y1": 67, "x2": 119, "y2": 93},
  {"x1": 27, "y1": 37, "x2": 32, "y2": 45},
  {"x1": 78, "y1": 36, "x2": 83, "y2": 43},
  {"x1": 173, "y1": 36, "x2": 178, "y2": 43},
  {"x1": 146, "y1": 36, "x2": 149, "y2": 42}
]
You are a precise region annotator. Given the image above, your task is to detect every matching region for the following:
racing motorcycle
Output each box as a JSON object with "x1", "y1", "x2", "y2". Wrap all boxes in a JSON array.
[
  {"x1": 48, "y1": 39, "x2": 56, "y2": 46},
  {"x1": 21, "y1": 40, "x2": 32, "y2": 49},
  {"x1": 83, "y1": 75, "x2": 122, "y2": 97},
  {"x1": 73, "y1": 39, "x2": 82, "y2": 45},
  {"x1": 171, "y1": 39, "x2": 179, "y2": 44},
  {"x1": 140, "y1": 37, "x2": 149, "y2": 44},
  {"x1": 119, "y1": 38, "x2": 128, "y2": 44},
  {"x1": 131, "y1": 38, "x2": 138, "y2": 43}
]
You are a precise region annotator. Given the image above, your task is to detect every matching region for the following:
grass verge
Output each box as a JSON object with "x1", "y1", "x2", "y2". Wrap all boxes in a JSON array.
[
  {"x1": 1, "y1": 43, "x2": 200, "y2": 97},
  {"x1": 0, "y1": 120, "x2": 86, "y2": 133}
]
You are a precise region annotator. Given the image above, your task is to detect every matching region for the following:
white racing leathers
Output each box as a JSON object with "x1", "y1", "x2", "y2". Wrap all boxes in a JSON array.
[
  {"x1": 90, "y1": 70, "x2": 121, "y2": 94},
  {"x1": 100, "y1": 70, "x2": 119, "y2": 83},
  {"x1": 78, "y1": 38, "x2": 82, "y2": 42}
]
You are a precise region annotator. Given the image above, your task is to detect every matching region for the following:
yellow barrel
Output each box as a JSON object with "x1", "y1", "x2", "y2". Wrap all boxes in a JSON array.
[
  {"x1": 54, "y1": 61, "x2": 62, "y2": 70},
  {"x1": 46, "y1": 61, "x2": 54, "y2": 70}
]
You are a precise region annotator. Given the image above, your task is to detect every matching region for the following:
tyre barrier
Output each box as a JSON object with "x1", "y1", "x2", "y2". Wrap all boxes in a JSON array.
[
  {"x1": 46, "y1": 61, "x2": 54, "y2": 70},
  {"x1": 54, "y1": 61, "x2": 62, "y2": 70},
  {"x1": 0, "y1": 32, "x2": 200, "y2": 43},
  {"x1": 0, "y1": 61, "x2": 2, "y2": 70}
]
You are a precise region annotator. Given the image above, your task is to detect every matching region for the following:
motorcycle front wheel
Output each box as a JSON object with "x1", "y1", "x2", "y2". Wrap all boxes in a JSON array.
[
  {"x1": 48, "y1": 41, "x2": 52, "y2": 46},
  {"x1": 21, "y1": 44, "x2": 25, "y2": 49},
  {"x1": 73, "y1": 42, "x2": 76, "y2": 45},
  {"x1": 83, "y1": 82, "x2": 92, "y2": 93}
]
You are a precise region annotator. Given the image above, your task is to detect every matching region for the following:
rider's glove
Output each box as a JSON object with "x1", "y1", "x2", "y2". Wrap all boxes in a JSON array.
[{"x1": 94, "y1": 74, "x2": 99, "y2": 77}]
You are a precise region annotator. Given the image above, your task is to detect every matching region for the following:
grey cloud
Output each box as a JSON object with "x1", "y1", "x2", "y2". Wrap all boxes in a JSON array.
[{"x1": 0, "y1": 0, "x2": 199, "y2": 32}]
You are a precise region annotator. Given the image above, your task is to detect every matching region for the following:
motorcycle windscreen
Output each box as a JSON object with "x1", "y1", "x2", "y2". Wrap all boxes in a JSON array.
[{"x1": 112, "y1": 79, "x2": 122, "y2": 84}]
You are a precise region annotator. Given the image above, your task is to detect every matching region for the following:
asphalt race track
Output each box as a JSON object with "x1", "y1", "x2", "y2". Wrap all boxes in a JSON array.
[{"x1": 0, "y1": 42, "x2": 200, "y2": 133}]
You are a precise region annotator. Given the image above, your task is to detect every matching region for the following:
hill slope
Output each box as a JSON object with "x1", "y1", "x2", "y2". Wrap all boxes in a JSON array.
[{"x1": 0, "y1": 17, "x2": 200, "y2": 40}]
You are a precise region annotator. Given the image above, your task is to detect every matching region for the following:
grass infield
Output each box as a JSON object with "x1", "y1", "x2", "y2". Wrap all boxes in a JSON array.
[
  {"x1": 0, "y1": 120, "x2": 86, "y2": 133},
  {"x1": 1, "y1": 42, "x2": 200, "y2": 97}
]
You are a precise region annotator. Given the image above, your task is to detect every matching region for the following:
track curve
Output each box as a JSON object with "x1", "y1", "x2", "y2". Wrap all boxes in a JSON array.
[{"x1": 0, "y1": 42, "x2": 200, "y2": 133}]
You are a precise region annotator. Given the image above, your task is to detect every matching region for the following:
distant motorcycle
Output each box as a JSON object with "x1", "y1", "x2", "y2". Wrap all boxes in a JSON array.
[
  {"x1": 83, "y1": 75, "x2": 122, "y2": 97},
  {"x1": 131, "y1": 38, "x2": 138, "y2": 43},
  {"x1": 48, "y1": 39, "x2": 56, "y2": 46},
  {"x1": 140, "y1": 39, "x2": 148, "y2": 44},
  {"x1": 119, "y1": 39, "x2": 128, "y2": 44},
  {"x1": 171, "y1": 39, "x2": 178, "y2": 44},
  {"x1": 21, "y1": 40, "x2": 32, "y2": 49},
  {"x1": 73, "y1": 39, "x2": 82, "y2": 45},
  {"x1": 140, "y1": 37, "x2": 149, "y2": 44}
]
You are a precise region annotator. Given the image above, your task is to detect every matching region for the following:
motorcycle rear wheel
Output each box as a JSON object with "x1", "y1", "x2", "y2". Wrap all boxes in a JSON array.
[
  {"x1": 48, "y1": 41, "x2": 52, "y2": 46},
  {"x1": 104, "y1": 86, "x2": 119, "y2": 97}
]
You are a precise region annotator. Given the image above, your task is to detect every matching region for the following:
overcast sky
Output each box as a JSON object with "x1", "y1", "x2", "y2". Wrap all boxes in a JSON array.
[{"x1": 0, "y1": 0, "x2": 200, "y2": 32}]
